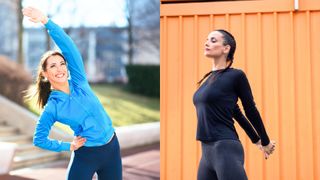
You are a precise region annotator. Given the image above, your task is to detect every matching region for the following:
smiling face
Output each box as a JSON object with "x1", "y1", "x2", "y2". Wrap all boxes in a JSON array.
[
  {"x1": 204, "y1": 31, "x2": 231, "y2": 59},
  {"x1": 42, "y1": 55, "x2": 68, "y2": 84}
]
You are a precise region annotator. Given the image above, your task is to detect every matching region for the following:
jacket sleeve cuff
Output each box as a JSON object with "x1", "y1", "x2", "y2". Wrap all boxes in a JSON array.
[{"x1": 44, "y1": 19, "x2": 54, "y2": 29}]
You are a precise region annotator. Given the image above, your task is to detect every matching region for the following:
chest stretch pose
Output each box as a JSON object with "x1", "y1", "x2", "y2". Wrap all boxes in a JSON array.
[
  {"x1": 23, "y1": 7, "x2": 122, "y2": 180},
  {"x1": 193, "y1": 30, "x2": 276, "y2": 180}
]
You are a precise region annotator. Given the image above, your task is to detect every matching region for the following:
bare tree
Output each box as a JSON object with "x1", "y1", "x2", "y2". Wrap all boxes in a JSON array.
[
  {"x1": 134, "y1": 0, "x2": 159, "y2": 50},
  {"x1": 125, "y1": 0, "x2": 159, "y2": 64},
  {"x1": 125, "y1": 0, "x2": 134, "y2": 65},
  {"x1": 17, "y1": 0, "x2": 24, "y2": 65}
]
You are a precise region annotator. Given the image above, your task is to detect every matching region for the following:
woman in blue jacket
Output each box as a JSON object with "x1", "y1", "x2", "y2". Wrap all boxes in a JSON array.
[{"x1": 22, "y1": 7, "x2": 122, "y2": 180}]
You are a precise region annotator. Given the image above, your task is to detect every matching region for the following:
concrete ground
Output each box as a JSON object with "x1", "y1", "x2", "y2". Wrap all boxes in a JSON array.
[{"x1": 0, "y1": 143, "x2": 159, "y2": 180}]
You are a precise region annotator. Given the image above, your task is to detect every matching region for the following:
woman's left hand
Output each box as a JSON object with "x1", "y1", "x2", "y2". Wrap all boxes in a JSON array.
[{"x1": 70, "y1": 136, "x2": 87, "y2": 151}]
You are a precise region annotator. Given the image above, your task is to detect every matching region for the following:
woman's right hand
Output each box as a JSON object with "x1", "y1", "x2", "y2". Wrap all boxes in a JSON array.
[
  {"x1": 70, "y1": 136, "x2": 87, "y2": 151},
  {"x1": 262, "y1": 140, "x2": 276, "y2": 159},
  {"x1": 255, "y1": 139, "x2": 276, "y2": 159},
  {"x1": 22, "y1": 7, "x2": 48, "y2": 24}
]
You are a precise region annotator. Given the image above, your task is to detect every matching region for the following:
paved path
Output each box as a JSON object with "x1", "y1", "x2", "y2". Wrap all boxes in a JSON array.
[{"x1": 1, "y1": 143, "x2": 159, "y2": 180}]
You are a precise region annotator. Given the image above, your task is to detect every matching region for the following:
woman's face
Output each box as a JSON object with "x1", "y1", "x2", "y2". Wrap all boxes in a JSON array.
[
  {"x1": 204, "y1": 31, "x2": 230, "y2": 59},
  {"x1": 42, "y1": 55, "x2": 68, "y2": 84}
]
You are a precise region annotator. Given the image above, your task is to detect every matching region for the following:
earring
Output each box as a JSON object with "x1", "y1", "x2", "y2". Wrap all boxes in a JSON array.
[{"x1": 41, "y1": 76, "x2": 48, "y2": 82}]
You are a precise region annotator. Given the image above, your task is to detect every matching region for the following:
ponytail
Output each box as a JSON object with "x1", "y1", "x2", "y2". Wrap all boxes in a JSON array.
[
  {"x1": 197, "y1": 71, "x2": 213, "y2": 87},
  {"x1": 221, "y1": 59, "x2": 233, "y2": 73},
  {"x1": 35, "y1": 68, "x2": 51, "y2": 108}
]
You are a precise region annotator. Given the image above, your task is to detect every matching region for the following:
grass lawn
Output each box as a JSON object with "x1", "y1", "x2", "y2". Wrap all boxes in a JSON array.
[{"x1": 25, "y1": 84, "x2": 159, "y2": 134}]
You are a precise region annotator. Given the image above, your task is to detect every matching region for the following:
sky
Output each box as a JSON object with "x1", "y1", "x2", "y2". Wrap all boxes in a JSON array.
[{"x1": 22, "y1": 0, "x2": 127, "y2": 27}]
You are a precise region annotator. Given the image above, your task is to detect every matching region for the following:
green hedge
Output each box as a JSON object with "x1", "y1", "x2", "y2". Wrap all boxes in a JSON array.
[
  {"x1": 125, "y1": 65, "x2": 159, "y2": 97},
  {"x1": 0, "y1": 56, "x2": 32, "y2": 106}
]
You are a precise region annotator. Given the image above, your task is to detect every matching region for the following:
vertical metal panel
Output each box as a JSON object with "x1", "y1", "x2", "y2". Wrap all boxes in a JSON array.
[
  {"x1": 261, "y1": 12, "x2": 280, "y2": 180},
  {"x1": 160, "y1": 16, "x2": 167, "y2": 179},
  {"x1": 161, "y1": 3, "x2": 320, "y2": 179},
  {"x1": 277, "y1": 12, "x2": 297, "y2": 180},
  {"x1": 245, "y1": 13, "x2": 264, "y2": 180},
  {"x1": 181, "y1": 16, "x2": 198, "y2": 180},
  {"x1": 246, "y1": 14, "x2": 265, "y2": 179},
  {"x1": 293, "y1": 11, "x2": 314, "y2": 180},
  {"x1": 166, "y1": 17, "x2": 182, "y2": 180},
  {"x1": 310, "y1": 11, "x2": 320, "y2": 180}
]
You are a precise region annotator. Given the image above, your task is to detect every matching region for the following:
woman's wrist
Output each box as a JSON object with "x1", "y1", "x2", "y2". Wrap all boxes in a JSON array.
[
  {"x1": 70, "y1": 143, "x2": 75, "y2": 151},
  {"x1": 41, "y1": 16, "x2": 48, "y2": 24}
]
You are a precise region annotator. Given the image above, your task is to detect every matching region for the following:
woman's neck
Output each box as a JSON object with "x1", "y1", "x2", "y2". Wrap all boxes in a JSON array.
[
  {"x1": 51, "y1": 81, "x2": 70, "y2": 94},
  {"x1": 212, "y1": 56, "x2": 227, "y2": 71}
]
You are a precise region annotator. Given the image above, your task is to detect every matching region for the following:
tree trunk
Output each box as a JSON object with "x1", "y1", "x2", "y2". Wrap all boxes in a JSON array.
[
  {"x1": 126, "y1": 0, "x2": 134, "y2": 65},
  {"x1": 45, "y1": 14, "x2": 51, "y2": 50},
  {"x1": 46, "y1": 31, "x2": 51, "y2": 50},
  {"x1": 17, "y1": 0, "x2": 24, "y2": 66},
  {"x1": 127, "y1": 16, "x2": 134, "y2": 65}
]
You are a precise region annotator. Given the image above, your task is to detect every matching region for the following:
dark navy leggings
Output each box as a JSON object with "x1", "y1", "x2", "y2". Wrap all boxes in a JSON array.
[
  {"x1": 197, "y1": 140, "x2": 248, "y2": 180},
  {"x1": 66, "y1": 134, "x2": 122, "y2": 180}
]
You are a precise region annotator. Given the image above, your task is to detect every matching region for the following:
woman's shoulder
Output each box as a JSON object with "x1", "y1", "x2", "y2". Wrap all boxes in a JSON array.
[
  {"x1": 228, "y1": 68, "x2": 246, "y2": 76},
  {"x1": 43, "y1": 97, "x2": 58, "y2": 114}
]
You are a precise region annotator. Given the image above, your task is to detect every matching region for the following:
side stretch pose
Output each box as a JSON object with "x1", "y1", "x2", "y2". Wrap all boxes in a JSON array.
[
  {"x1": 23, "y1": 7, "x2": 122, "y2": 180},
  {"x1": 193, "y1": 29, "x2": 276, "y2": 180}
]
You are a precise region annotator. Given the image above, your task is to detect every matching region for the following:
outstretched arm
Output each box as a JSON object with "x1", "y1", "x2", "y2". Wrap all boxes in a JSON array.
[
  {"x1": 233, "y1": 103, "x2": 260, "y2": 144},
  {"x1": 22, "y1": 7, "x2": 88, "y2": 85},
  {"x1": 236, "y1": 71, "x2": 275, "y2": 158},
  {"x1": 233, "y1": 104, "x2": 275, "y2": 159}
]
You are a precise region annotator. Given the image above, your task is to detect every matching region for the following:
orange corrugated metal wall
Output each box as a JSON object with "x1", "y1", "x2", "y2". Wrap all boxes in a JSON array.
[{"x1": 160, "y1": 0, "x2": 320, "y2": 180}]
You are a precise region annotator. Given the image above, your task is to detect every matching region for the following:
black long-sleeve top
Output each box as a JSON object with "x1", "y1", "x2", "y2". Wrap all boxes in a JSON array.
[
  {"x1": 233, "y1": 104, "x2": 260, "y2": 143},
  {"x1": 193, "y1": 68, "x2": 270, "y2": 146}
]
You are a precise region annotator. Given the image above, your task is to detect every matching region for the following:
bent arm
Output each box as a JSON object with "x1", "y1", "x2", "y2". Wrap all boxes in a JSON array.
[{"x1": 33, "y1": 111, "x2": 70, "y2": 152}]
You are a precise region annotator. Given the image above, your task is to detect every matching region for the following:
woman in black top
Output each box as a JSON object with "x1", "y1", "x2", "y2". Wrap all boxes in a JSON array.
[{"x1": 193, "y1": 30, "x2": 275, "y2": 180}]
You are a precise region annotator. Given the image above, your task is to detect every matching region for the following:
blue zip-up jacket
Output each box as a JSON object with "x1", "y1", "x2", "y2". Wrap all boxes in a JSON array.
[{"x1": 33, "y1": 19, "x2": 115, "y2": 152}]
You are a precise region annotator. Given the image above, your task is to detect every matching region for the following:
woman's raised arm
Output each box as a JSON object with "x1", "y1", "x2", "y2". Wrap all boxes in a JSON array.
[{"x1": 22, "y1": 7, "x2": 88, "y2": 85}]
